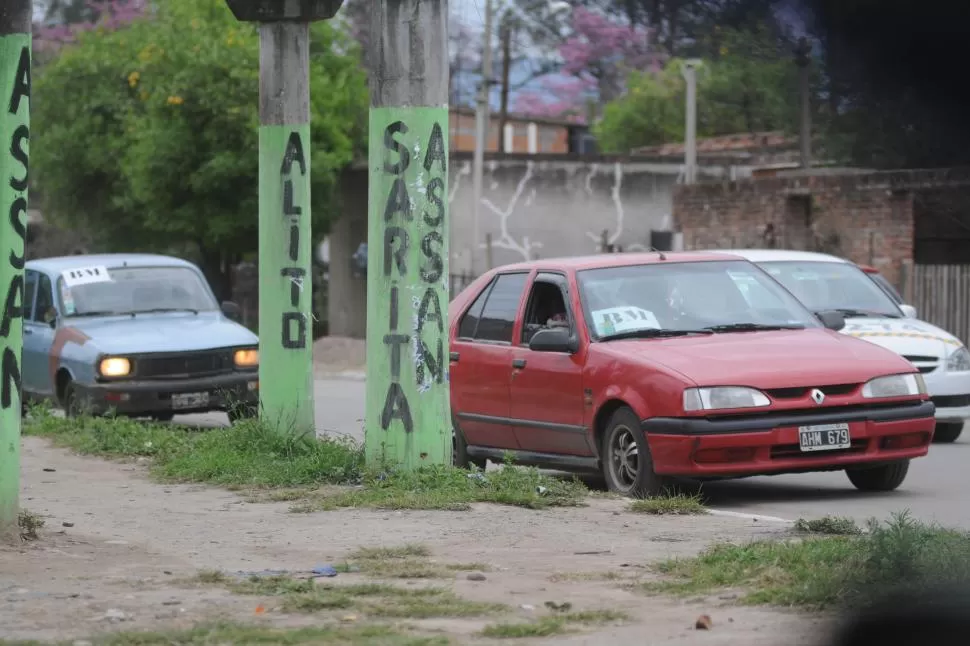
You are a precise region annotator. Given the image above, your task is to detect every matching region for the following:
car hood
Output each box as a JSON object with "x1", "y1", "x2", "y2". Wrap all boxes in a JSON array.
[
  {"x1": 65, "y1": 312, "x2": 258, "y2": 354},
  {"x1": 840, "y1": 317, "x2": 962, "y2": 358},
  {"x1": 597, "y1": 329, "x2": 915, "y2": 388}
]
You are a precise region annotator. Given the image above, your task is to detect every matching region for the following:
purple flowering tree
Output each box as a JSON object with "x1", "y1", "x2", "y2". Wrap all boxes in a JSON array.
[{"x1": 34, "y1": 0, "x2": 148, "y2": 52}]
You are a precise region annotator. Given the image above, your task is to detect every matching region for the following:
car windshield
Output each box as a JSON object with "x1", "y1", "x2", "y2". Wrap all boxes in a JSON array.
[
  {"x1": 57, "y1": 266, "x2": 218, "y2": 317},
  {"x1": 576, "y1": 260, "x2": 821, "y2": 340},
  {"x1": 757, "y1": 261, "x2": 904, "y2": 319}
]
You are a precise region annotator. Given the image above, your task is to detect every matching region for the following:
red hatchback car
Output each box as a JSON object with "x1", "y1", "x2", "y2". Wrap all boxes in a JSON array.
[{"x1": 448, "y1": 252, "x2": 936, "y2": 497}]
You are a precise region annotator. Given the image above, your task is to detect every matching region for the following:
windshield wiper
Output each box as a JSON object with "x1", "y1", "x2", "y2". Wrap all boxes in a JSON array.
[
  {"x1": 600, "y1": 328, "x2": 714, "y2": 341},
  {"x1": 703, "y1": 323, "x2": 806, "y2": 333},
  {"x1": 130, "y1": 307, "x2": 200, "y2": 315},
  {"x1": 831, "y1": 308, "x2": 900, "y2": 319}
]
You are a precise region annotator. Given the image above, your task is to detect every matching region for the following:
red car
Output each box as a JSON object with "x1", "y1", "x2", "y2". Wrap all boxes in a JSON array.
[{"x1": 448, "y1": 252, "x2": 936, "y2": 497}]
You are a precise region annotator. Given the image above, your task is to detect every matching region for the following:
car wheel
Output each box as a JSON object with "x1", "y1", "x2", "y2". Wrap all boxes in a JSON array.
[
  {"x1": 227, "y1": 402, "x2": 258, "y2": 425},
  {"x1": 845, "y1": 460, "x2": 910, "y2": 492},
  {"x1": 932, "y1": 421, "x2": 963, "y2": 443},
  {"x1": 62, "y1": 381, "x2": 83, "y2": 418},
  {"x1": 452, "y1": 417, "x2": 486, "y2": 470},
  {"x1": 601, "y1": 406, "x2": 669, "y2": 498},
  {"x1": 153, "y1": 412, "x2": 175, "y2": 423}
]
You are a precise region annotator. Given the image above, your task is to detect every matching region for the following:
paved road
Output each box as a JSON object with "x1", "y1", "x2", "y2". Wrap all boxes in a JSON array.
[{"x1": 182, "y1": 377, "x2": 970, "y2": 530}]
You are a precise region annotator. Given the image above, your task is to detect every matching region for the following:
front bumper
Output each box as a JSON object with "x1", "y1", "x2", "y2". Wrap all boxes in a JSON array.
[
  {"x1": 923, "y1": 368, "x2": 970, "y2": 421},
  {"x1": 74, "y1": 372, "x2": 259, "y2": 416},
  {"x1": 642, "y1": 400, "x2": 936, "y2": 478}
]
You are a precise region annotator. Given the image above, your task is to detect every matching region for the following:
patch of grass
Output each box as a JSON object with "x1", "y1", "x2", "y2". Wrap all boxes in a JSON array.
[
  {"x1": 1, "y1": 622, "x2": 449, "y2": 645},
  {"x1": 300, "y1": 464, "x2": 588, "y2": 512},
  {"x1": 17, "y1": 510, "x2": 44, "y2": 542},
  {"x1": 481, "y1": 609, "x2": 628, "y2": 638},
  {"x1": 548, "y1": 570, "x2": 629, "y2": 583},
  {"x1": 627, "y1": 493, "x2": 708, "y2": 516},
  {"x1": 642, "y1": 511, "x2": 970, "y2": 609},
  {"x1": 793, "y1": 515, "x2": 863, "y2": 535},
  {"x1": 333, "y1": 544, "x2": 489, "y2": 580}
]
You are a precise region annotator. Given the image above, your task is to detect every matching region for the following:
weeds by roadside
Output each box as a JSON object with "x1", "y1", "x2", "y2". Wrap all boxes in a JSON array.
[
  {"x1": 627, "y1": 493, "x2": 708, "y2": 516},
  {"x1": 642, "y1": 511, "x2": 970, "y2": 609},
  {"x1": 17, "y1": 510, "x2": 44, "y2": 542},
  {"x1": 334, "y1": 543, "x2": 489, "y2": 579},
  {"x1": 793, "y1": 515, "x2": 862, "y2": 535},
  {"x1": 481, "y1": 608, "x2": 629, "y2": 639}
]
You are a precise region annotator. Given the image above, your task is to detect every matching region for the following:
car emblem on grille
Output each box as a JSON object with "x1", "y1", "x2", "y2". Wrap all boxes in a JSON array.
[{"x1": 810, "y1": 388, "x2": 825, "y2": 405}]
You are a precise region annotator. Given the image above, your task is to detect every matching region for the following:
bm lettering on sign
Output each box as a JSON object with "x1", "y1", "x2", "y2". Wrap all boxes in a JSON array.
[
  {"x1": 1, "y1": 46, "x2": 30, "y2": 411},
  {"x1": 378, "y1": 118, "x2": 447, "y2": 434},
  {"x1": 279, "y1": 131, "x2": 308, "y2": 351}
]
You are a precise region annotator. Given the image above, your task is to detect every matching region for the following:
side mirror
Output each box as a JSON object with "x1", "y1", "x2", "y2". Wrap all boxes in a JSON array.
[
  {"x1": 221, "y1": 301, "x2": 242, "y2": 321},
  {"x1": 528, "y1": 327, "x2": 577, "y2": 353},
  {"x1": 900, "y1": 304, "x2": 918, "y2": 319},
  {"x1": 816, "y1": 310, "x2": 846, "y2": 332}
]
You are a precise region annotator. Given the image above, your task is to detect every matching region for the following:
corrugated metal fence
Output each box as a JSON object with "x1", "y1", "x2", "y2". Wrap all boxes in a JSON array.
[{"x1": 911, "y1": 264, "x2": 970, "y2": 345}]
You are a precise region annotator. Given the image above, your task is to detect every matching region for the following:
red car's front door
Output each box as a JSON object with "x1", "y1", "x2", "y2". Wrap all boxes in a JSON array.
[
  {"x1": 450, "y1": 271, "x2": 530, "y2": 450},
  {"x1": 509, "y1": 272, "x2": 591, "y2": 456}
]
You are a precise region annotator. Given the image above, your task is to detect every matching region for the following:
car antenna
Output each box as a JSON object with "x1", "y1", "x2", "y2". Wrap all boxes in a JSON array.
[{"x1": 649, "y1": 246, "x2": 667, "y2": 261}]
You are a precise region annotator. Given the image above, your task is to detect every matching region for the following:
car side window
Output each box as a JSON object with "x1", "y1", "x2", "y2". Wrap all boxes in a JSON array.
[
  {"x1": 473, "y1": 272, "x2": 528, "y2": 343},
  {"x1": 33, "y1": 274, "x2": 55, "y2": 324},
  {"x1": 521, "y1": 278, "x2": 570, "y2": 344},
  {"x1": 23, "y1": 271, "x2": 37, "y2": 322},
  {"x1": 457, "y1": 279, "x2": 493, "y2": 340}
]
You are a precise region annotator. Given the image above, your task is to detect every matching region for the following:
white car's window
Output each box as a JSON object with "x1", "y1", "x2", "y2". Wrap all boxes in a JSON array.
[
  {"x1": 578, "y1": 260, "x2": 821, "y2": 339},
  {"x1": 758, "y1": 261, "x2": 903, "y2": 319},
  {"x1": 57, "y1": 266, "x2": 218, "y2": 317}
]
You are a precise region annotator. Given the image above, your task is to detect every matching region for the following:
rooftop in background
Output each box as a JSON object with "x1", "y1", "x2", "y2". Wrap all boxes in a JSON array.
[
  {"x1": 632, "y1": 131, "x2": 796, "y2": 156},
  {"x1": 449, "y1": 106, "x2": 591, "y2": 156}
]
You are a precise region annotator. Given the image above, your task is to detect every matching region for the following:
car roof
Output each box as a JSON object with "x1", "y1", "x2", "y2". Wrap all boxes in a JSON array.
[
  {"x1": 490, "y1": 251, "x2": 747, "y2": 274},
  {"x1": 712, "y1": 249, "x2": 853, "y2": 264},
  {"x1": 26, "y1": 253, "x2": 197, "y2": 275}
]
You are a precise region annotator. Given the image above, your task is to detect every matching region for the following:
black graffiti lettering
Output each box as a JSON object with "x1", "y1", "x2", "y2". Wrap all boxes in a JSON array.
[
  {"x1": 383, "y1": 333, "x2": 410, "y2": 381},
  {"x1": 382, "y1": 121, "x2": 410, "y2": 175},
  {"x1": 7, "y1": 47, "x2": 30, "y2": 116},
  {"x1": 417, "y1": 287, "x2": 443, "y2": 335},
  {"x1": 280, "y1": 131, "x2": 306, "y2": 176},
  {"x1": 380, "y1": 381, "x2": 413, "y2": 434},
  {"x1": 383, "y1": 178, "x2": 413, "y2": 222},
  {"x1": 281, "y1": 311, "x2": 306, "y2": 349},
  {"x1": 422, "y1": 121, "x2": 446, "y2": 173},
  {"x1": 283, "y1": 180, "x2": 301, "y2": 217},
  {"x1": 0, "y1": 275, "x2": 23, "y2": 338},
  {"x1": 389, "y1": 285, "x2": 399, "y2": 330},
  {"x1": 416, "y1": 338, "x2": 443, "y2": 385},
  {"x1": 280, "y1": 267, "x2": 305, "y2": 308},
  {"x1": 383, "y1": 226, "x2": 409, "y2": 277},
  {"x1": 288, "y1": 224, "x2": 299, "y2": 261},
  {"x1": 419, "y1": 231, "x2": 443, "y2": 283},
  {"x1": 0, "y1": 347, "x2": 21, "y2": 411},
  {"x1": 423, "y1": 177, "x2": 444, "y2": 227},
  {"x1": 9, "y1": 125, "x2": 28, "y2": 192},
  {"x1": 8, "y1": 198, "x2": 26, "y2": 270}
]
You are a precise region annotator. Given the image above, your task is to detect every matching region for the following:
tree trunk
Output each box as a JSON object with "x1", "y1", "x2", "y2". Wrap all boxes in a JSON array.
[
  {"x1": 197, "y1": 245, "x2": 234, "y2": 303},
  {"x1": 497, "y1": 18, "x2": 513, "y2": 153}
]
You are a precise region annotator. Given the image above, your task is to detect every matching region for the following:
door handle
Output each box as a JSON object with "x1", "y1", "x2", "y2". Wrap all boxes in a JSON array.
[
  {"x1": 512, "y1": 358, "x2": 526, "y2": 369},
  {"x1": 449, "y1": 351, "x2": 460, "y2": 363}
]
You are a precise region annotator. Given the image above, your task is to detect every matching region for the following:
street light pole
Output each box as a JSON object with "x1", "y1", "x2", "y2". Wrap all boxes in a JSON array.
[
  {"x1": 681, "y1": 60, "x2": 700, "y2": 185},
  {"x1": 470, "y1": 0, "x2": 493, "y2": 276},
  {"x1": 364, "y1": 0, "x2": 451, "y2": 468},
  {"x1": 0, "y1": 0, "x2": 31, "y2": 541},
  {"x1": 225, "y1": 0, "x2": 344, "y2": 436}
]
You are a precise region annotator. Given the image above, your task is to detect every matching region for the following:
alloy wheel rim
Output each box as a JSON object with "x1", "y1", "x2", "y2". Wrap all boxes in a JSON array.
[{"x1": 608, "y1": 425, "x2": 640, "y2": 492}]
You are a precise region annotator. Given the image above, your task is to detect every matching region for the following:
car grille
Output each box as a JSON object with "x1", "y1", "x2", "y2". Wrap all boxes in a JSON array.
[
  {"x1": 903, "y1": 355, "x2": 939, "y2": 374},
  {"x1": 135, "y1": 351, "x2": 234, "y2": 379},
  {"x1": 763, "y1": 383, "x2": 860, "y2": 400}
]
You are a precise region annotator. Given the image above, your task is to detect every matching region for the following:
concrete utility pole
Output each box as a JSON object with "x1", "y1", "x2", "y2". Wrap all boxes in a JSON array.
[
  {"x1": 470, "y1": 0, "x2": 493, "y2": 275},
  {"x1": 0, "y1": 0, "x2": 30, "y2": 541},
  {"x1": 225, "y1": 0, "x2": 344, "y2": 436},
  {"x1": 365, "y1": 0, "x2": 451, "y2": 469},
  {"x1": 795, "y1": 37, "x2": 812, "y2": 169},
  {"x1": 681, "y1": 60, "x2": 700, "y2": 185},
  {"x1": 497, "y1": 13, "x2": 512, "y2": 153}
]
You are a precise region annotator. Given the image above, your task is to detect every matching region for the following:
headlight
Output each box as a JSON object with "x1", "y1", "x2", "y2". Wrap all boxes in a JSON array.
[
  {"x1": 234, "y1": 348, "x2": 259, "y2": 368},
  {"x1": 683, "y1": 386, "x2": 770, "y2": 412},
  {"x1": 99, "y1": 357, "x2": 131, "y2": 378},
  {"x1": 947, "y1": 346, "x2": 970, "y2": 372},
  {"x1": 861, "y1": 373, "x2": 926, "y2": 399}
]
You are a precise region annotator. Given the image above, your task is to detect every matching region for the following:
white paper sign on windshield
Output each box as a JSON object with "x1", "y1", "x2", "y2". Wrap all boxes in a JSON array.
[
  {"x1": 592, "y1": 307, "x2": 661, "y2": 336},
  {"x1": 62, "y1": 265, "x2": 113, "y2": 288}
]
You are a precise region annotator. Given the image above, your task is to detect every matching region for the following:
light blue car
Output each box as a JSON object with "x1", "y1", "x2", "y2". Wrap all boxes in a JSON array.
[{"x1": 22, "y1": 253, "x2": 260, "y2": 422}]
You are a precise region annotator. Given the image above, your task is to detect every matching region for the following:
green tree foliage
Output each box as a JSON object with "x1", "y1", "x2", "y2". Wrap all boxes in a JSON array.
[
  {"x1": 594, "y1": 25, "x2": 801, "y2": 153},
  {"x1": 32, "y1": 0, "x2": 368, "y2": 297}
]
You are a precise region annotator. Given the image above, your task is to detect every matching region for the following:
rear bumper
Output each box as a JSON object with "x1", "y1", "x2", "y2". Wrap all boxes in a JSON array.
[
  {"x1": 643, "y1": 400, "x2": 936, "y2": 477},
  {"x1": 74, "y1": 372, "x2": 259, "y2": 416}
]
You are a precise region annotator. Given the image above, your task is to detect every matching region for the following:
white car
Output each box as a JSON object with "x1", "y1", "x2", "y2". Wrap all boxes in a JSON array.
[{"x1": 719, "y1": 249, "x2": 970, "y2": 443}]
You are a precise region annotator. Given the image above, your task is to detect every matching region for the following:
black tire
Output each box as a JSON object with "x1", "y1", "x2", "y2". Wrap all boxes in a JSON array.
[
  {"x1": 227, "y1": 402, "x2": 258, "y2": 425},
  {"x1": 62, "y1": 381, "x2": 82, "y2": 418},
  {"x1": 452, "y1": 418, "x2": 486, "y2": 470},
  {"x1": 846, "y1": 460, "x2": 910, "y2": 492},
  {"x1": 601, "y1": 406, "x2": 670, "y2": 498},
  {"x1": 153, "y1": 412, "x2": 176, "y2": 423},
  {"x1": 932, "y1": 421, "x2": 963, "y2": 444}
]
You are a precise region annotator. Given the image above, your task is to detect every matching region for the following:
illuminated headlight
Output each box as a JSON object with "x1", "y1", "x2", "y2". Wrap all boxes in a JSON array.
[
  {"x1": 683, "y1": 386, "x2": 770, "y2": 412},
  {"x1": 861, "y1": 373, "x2": 926, "y2": 399},
  {"x1": 234, "y1": 348, "x2": 259, "y2": 368},
  {"x1": 99, "y1": 357, "x2": 131, "y2": 378},
  {"x1": 947, "y1": 346, "x2": 970, "y2": 372}
]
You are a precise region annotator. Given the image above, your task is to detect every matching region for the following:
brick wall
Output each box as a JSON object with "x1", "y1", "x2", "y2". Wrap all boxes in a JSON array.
[{"x1": 673, "y1": 172, "x2": 918, "y2": 288}]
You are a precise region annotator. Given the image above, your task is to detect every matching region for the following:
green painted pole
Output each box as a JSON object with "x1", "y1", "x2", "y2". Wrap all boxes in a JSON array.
[
  {"x1": 0, "y1": 0, "x2": 30, "y2": 540},
  {"x1": 364, "y1": 0, "x2": 451, "y2": 468},
  {"x1": 225, "y1": 0, "x2": 344, "y2": 437}
]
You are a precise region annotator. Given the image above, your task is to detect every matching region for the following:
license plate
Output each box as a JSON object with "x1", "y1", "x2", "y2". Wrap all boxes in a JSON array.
[
  {"x1": 172, "y1": 392, "x2": 209, "y2": 410},
  {"x1": 798, "y1": 423, "x2": 851, "y2": 452}
]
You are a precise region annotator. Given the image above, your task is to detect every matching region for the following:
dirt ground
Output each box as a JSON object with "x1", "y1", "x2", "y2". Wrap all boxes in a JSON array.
[
  {"x1": 313, "y1": 336, "x2": 365, "y2": 376},
  {"x1": 3, "y1": 437, "x2": 838, "y2": 645}
]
